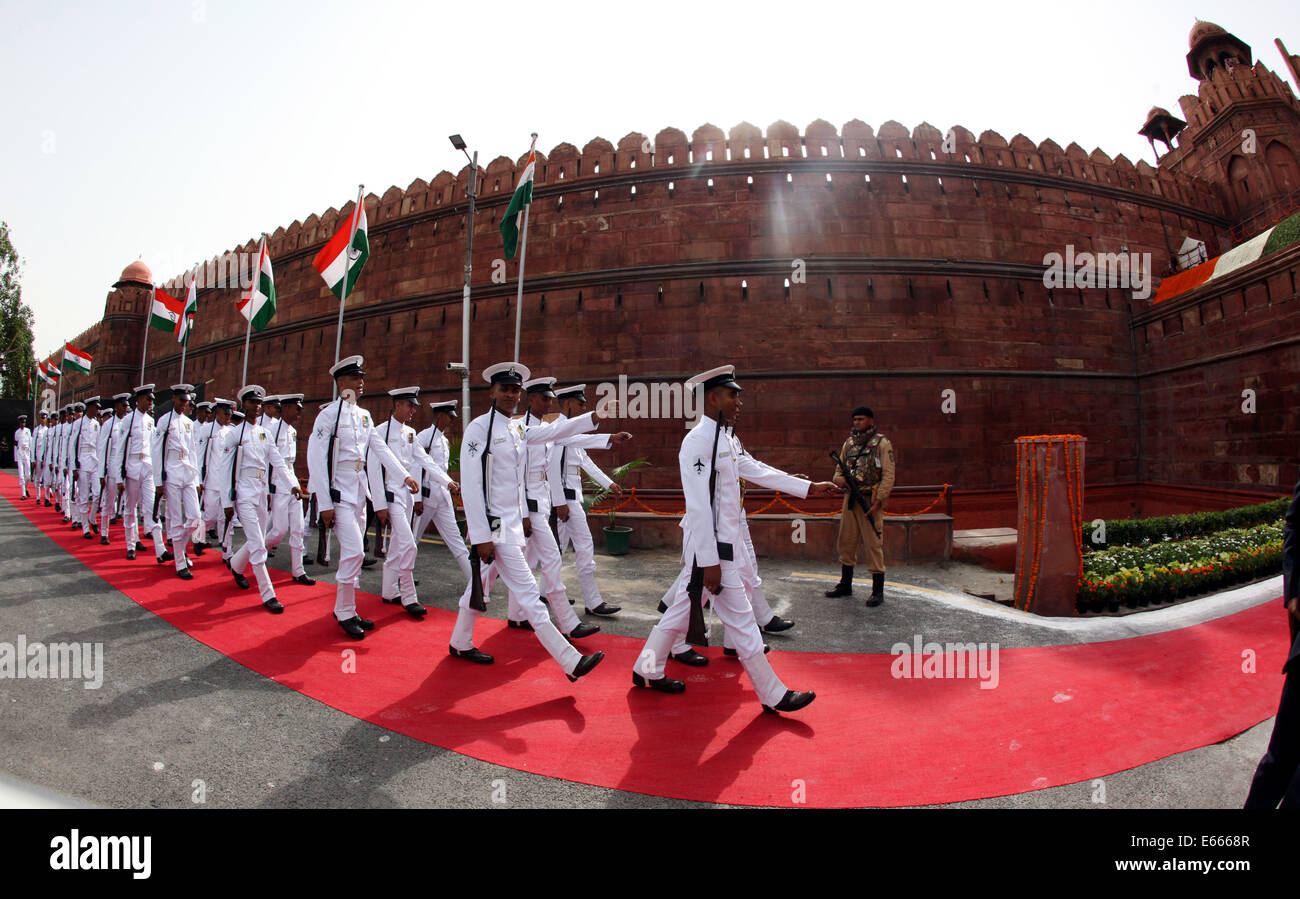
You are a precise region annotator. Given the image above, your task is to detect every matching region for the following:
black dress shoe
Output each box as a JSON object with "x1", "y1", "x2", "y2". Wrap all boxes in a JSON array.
[
  {"x1": 587, "y1": 602, "x2": 622, "y2": 616},
  {"x1": 354, "y1": 616, "x2": 375, "y2": 631},
  {"x1": 337, "y1": 617, "x2": 366, "y2": 640},
  {"x1": 449, "y1": 646, "x2": 493, "y2": 664},
  {"x1": 507, "y1": 619, "x2": 534, "y2": 631},
  {"x1": 158, "y1": 550, "x2": 174, "y2": 563},
  {"x1": 135, "y1": 542, "x2": 147, "y2": 552},
  {"x1": 381, "y1": 595, "x2": 403, "y2": 604},
  {"x1": 100, "y1": 536, "x2": 109, "y2": 546},
  {"x1": 361, "y1": 556, "x2": 378, "y2": 568},
  {"x1": 292, "y1": 574, "x2": 316, "y2": 586},
  {"x1": 263, "y1": 597, "x2": 284, "y2": 614},
  {"x1": 68, "y1": 521, "x2": 77, "y2": 529},
  {"x1": 176, "y1": 569, "x2": 193, "y2": 581},
  {"x1": 763, "y1": 615, "x2": 795, "y2": 633},
  {"x1": 233, "y1": 571, "x2": 250, "y2": 590},
  {"x1": 44, "y1": 499, "x2": 51, "y2": 507},
  {"x1": 722, "y1": 644, "x2": 770, "y2": 657},
  {"x1": 632, "y1": 672, "x2": 686, "y2": 693},
  {"x1": 569, "y1": 622, "x2": 600, "y2": 639},
  {"x1": 401, "y1": 601, "x2": 427, "y2": 619},
  {"x1": 92, "y1": 524, "x2": 99, "y2": 534},
  {"x1": 192, "y1": 543, "x2": 205, "y2": 556},
  {"x1": 763, "y1": 690, "x2": 816, "y2": 714},
  {"x1": 671, "y1": 648, "x2": 709, "y2": 667},
  {"x1": 267, "y1": 548, "x2": 276, "y2": 557},
  {"x1": 83, "y1": 532, "x2": 94, "y2": 540},
  {"x1": 413, "y1": 578, "x2": 419, "y2": 586},
  {"x1": 567, "y1": 651, "x2": 605, "y2": 682},
  {"x1": 126, "y1": 549, "x2": 136, "y2": 561},
  {"x1": 206, "y1": 529, "x2": 218, "y2": 540}
]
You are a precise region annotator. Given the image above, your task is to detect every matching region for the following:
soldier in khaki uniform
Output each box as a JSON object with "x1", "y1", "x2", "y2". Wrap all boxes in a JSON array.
[{"x1": 825, "y1": 406, "x2": 895, "y2": 606}]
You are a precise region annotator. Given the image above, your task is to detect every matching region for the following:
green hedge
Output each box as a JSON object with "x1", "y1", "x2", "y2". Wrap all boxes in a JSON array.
[
  {"x1": 1081, "y1": 497, "x2": 1287, "y2": 551},
  {"x1": 1077, "y1": 522, "x2": 1284, "y2": 612}
]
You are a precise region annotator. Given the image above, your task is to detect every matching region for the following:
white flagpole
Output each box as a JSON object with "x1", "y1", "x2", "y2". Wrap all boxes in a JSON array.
[
  {"x1": 140, "y1": 286, "x2": 153, "y2": 386},
  {"x1": 332, "y1": 184, "x2": 365, "y2": 401},
  {"x1": 513, "y1": 133, "x2": 537, "y2": 362},
  {"x1": 56, "y1": 348, "x2": 64, "y2": 410},
  {"x1": 241, "y1": 237, "x2": 265, "y2": 387},
  {"x1": 178, "y1": 263, "x2": 197, "y2": 385}
]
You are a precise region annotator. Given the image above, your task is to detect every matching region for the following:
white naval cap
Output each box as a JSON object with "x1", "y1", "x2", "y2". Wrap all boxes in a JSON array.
[
  {"x1": 262, "y1": 394, "x2": 283, "y2": 407},
  {"x1": 237, "y1": 384, "x2": 266, "y2": 403},
  {"x1": 112, "y1": 392, "x2": 131, "y2": 404},
  {"x1": 523, "y1": 376, "x2": 557, "y2": 396},
  {"x1": 212, "y1": 397, "x2": 235, "y2": 410},
  {"x1": 482, "y1": 361, "x2": 529, "y2": 386},
  {"x1": 83, "y1": 395, "x2": 102, "y2": 407},
  {"x1": 231, "y1": 410, "x2": 246, "y2": 422},
  {"x1": 554, "y1": 383, "x2": 587, "y2": 402},
  {"x1": 195, "y1": 401, "x2": 213, "y2": 411},
  {"x1": 280, "y1": 393, "x2": 304, "y2": 407},
  {"x1": 71, "y1": 402, "x2": 85, "y2": 412},
  {"x1": 133, "y1": 383, "x2": 156, "y2": 398},
  {"x1": 170, "y1": 383, "x2": 195, "y2": 395},
  {"x1": 684, "y1": 365, "x2": 743, "y2": 393},
  {"x1": 330, "y1": 355, "x2": 366, "y2": 378},
  {"x1": 428, "y1": 399, "x2": 458, "y2": 417},
  {"x1": 388, "y1": 386, "x2": 421, "y2": 402}
]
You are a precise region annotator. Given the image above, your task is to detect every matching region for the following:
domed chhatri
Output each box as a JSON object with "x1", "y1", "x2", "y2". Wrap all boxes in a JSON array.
[
  {"x1": 1185, "y1": 20, "x2": 1252, "y2": 80},
  {"x1": 113, "y1": 260, "x2": 153, "y2": 290},
  {"x1": 1188, "y1": 20, "x2": 1227, "y2": 49}
]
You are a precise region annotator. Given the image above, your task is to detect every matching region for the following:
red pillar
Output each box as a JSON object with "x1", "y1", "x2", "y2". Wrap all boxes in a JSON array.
[{"x1": 1014, "y1": 435, "x2": 1086, "y2": 616}]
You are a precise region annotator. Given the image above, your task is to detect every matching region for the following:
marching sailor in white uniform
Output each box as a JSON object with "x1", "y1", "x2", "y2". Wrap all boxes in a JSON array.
[
  {"x1": 368, "y1": 386, "x2": 458, "y2": 618},
  {"x1": 71, "y1": 398, "x2": 101, "y2": 539},
  {"x1": 632, "y1": 366, "x2": 837, "y2": 714},
  {"x1": 449, "y1": 362, "x2": 608, "y2": 683},
  {"x1": 120, "y1": 385, "x2": 170, "y2": 563},
  {"x1": 265, "y1": 393, "x2": 314, "y2": 586},
  {"x1": 152, "y1": 384, "x2": 202, "y2": 578},
  {"x1": 219, "y1": 385, "x2": 302, "y2": 611},
  {"x1": 14, "y1": 414, "x2": 31, "y2": 499},
  {"x1": 306, "y1": 356, "x2": 418, "y2": 640}
]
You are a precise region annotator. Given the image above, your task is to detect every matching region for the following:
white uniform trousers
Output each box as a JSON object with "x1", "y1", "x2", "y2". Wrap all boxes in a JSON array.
[
  {"x1": 17, "y1": 453, "x2": 30, "y2": 495},
  {"x1": 557, "y1": 502, "x2": 607, "y2": 611},
  {"x1": 165, "y1": 480, "x2": 201, "y2": 572},
  {"x1": 671, "y1": 529, "x2": 776, "y2": 655},
  {"x1": 379, "y1": 490, "x2": 420, "y2": 605},
  {"x1": 637, "y1": 560, "x2": 789, "y2": 708},
  {"x1": 229, "y1": 481, "x2": 276, "y2": 602},
  {"x1": 413, "y1": 496, "x2": 472, "y2": 580},
  {"x1": 60, "y1": 469, "x2": 71, "y2": 511},
  {"x1": 76, "y1": 470, "x2": 97, "y2": 534},
  {"x1": 452, "y1": 542, "x2": 582, "y2": 676},
  {"x1": 517, "y1": 510, "x2": 580, "y2": 632},
  {"x1": 331, "y1": 496, "x2": 367, "y2": 620},
  {"x1": 124, "y1": 474, "x2": 165, "y2": 556},
  {"x1": 266, "y1": 490, "x2": 306, "y2": 578},
  {"x1": 200, "y1": 487, "x2": 232, "y2": 557},
  {"x1": 98, "y1": 478, "x2": 121, "y2": 542}
]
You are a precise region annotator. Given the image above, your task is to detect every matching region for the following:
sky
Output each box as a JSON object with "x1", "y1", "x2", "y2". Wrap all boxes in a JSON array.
[{"x1": 3, "y1": 0, "x2": 1299, "y2": 358}]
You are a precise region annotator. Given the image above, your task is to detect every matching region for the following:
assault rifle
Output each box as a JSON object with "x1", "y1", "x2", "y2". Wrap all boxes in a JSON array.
[{"x1": 829, "y1": 448, "x2": 881, "y2": 538}]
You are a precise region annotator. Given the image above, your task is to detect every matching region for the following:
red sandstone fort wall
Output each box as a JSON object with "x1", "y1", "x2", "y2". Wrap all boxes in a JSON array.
[{"x1": 51, "y1": 119, "x2": 1297, "y2": 509}]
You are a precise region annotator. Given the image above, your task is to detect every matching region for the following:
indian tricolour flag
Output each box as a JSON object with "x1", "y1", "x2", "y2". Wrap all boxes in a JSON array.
[
  {"x1": 150, "y1": 289, "x2": 184, "y2": 332},
  {"x1": 178, "y1": 272, "x2": 197, "y2": 344},
  {"x1": 62, "y1": 343, "x2": 91, "y2": 376},
  {"x1": 312, "y1": 199, "x2": 369, "y2": 300},
  {"x1": 37, "y1": 360, "x2": 58, "y2": 385},
  {"x1": 500, "y1": 137, "x2": 537, "y2": 260},
  {"x1": 237, "y1": 238, "x2": 276, "y2": 331}
]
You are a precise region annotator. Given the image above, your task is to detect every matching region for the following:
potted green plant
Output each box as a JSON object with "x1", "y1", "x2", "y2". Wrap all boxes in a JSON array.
[{"x1": 583, "y1": 458, "x2": 650, "y2": 555}]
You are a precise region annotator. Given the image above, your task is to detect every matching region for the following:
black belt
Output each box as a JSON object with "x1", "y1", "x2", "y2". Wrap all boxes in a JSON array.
[
  {"x1": 421, "y1": 486, "x2": 431, "y2": 498},
  {"x1": 718, "y1": 542, "x2": 734, "y2": 562}
]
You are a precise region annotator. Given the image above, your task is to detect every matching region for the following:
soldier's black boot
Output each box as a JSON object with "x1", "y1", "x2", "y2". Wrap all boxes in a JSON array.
[
  {"x1": 866, "y1": 572, "x2": 885, "y2": 607},
  {"x1": 824, "y1": 565, "x2": 853, "y2": 597}
]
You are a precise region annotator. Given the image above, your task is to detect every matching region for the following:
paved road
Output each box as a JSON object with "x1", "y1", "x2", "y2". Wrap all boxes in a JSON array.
[{"x1": 0, "y1": 473, "x2": 1283, "y2": 808}]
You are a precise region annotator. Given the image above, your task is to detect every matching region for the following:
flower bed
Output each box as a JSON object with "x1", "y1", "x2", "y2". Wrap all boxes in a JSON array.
[
  {"x1": 1077, "y1": 522, "x2": 1283, "y2": 612},
  {"x1": 1080, "y1": 497, "x2": 1287, "y2": 552}
]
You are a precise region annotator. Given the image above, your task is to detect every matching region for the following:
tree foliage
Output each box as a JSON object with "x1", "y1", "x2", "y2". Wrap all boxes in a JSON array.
[{"x1": 0, "y1": 222, "x2": 35, "y2": 398}]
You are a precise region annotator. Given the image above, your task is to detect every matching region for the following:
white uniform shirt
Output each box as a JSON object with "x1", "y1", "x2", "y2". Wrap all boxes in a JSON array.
[
  {"x1": 459, "y1": 408, "x2": 599, "y2": 547},
  {"x1": 33, "y1": 425, "x2": 47, "y2": 467},
  {"x1": 195, "y1": 420, "x2": 227, "y2": 487},
  {"x1": 306, "y1": 399, "x2": 411, "y2": 513},
  {"x1": 14, "y1": 426, "x2": 31, "y2": 461},
  {"x1": 679, "y1": 416, "x2": 810, "y2": 568},
  {"x1": 547, "y1": 417, "x2": 613, "y2": 505},
  {"x1": 266, "y1": 417, "x2": 298, "y2": 492},
  {"x1": 414, "y1": 425, "x2": 455, "y2": 506},
  {"x1": 216, "y1": 420, "x2": 299, "y2": 509},
  {"x1": 151, "y1": 409, "x2": 200, "y2": 489},
  {"x1": 368, "y1": 417, "x2": 452, "y2": 511},
  {"x1": 117, "y1": 408, "x2": 156, "y2": 481},
  {"x1": 71, "y1": 415, "x2": 100, "y2": 474}
]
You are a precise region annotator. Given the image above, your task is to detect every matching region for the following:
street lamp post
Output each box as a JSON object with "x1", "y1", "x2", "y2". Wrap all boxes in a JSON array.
[{"x1": 450, "y1": 134, "x2": 476, "y2": 419}]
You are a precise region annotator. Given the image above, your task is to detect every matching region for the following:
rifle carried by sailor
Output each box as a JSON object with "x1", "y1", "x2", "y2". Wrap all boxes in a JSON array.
[
  {"x1": 467, "y1": 400, "x2": 498, "y2": 613},
  {"x1": 315, "y1": 398, "x2": 343, "y2": 567},
  {"x1": 684, "y1": 411, "x2": 724, "y2": 647}
]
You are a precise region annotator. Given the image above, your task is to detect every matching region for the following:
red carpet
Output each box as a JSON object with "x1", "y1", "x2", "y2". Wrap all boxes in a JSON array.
[{"x1": 2, "y1": 473, "x2": 1289, "y2": 807}]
